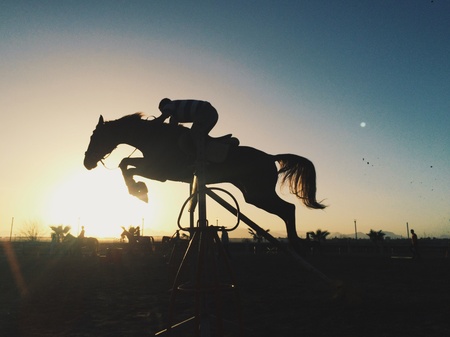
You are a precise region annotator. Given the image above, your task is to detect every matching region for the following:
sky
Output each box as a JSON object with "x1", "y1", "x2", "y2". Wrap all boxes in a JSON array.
[{"x1": 1, "y1": 0, "x2": 449, "y2": 240}]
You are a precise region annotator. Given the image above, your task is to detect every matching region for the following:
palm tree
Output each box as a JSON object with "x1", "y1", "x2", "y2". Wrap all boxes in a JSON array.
[
  {"x1": 366, "y1": 229, "x2": 385, "y2": 243},
  {"x1": 248, "y1": 228, "x2": 270, "y2": 244},
  {"x1": 308, "y1": 229, "x2": 330, "y2": 243},
  {"x1": 366, "y1": 229, "x2": 386, "y2": 254},
  {"x1": 50, "y1": 225, "x2": 71, "y2": 243},
  {"x1": 306, "y1": 229, "x2": 330, "y2": 255},
  {"x1": 248, "y1": 228, "x2": 270, "y2": 254}
]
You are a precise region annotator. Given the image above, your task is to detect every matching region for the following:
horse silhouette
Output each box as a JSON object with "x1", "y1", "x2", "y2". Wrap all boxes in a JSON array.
[
  {"x1": 84, "y1": 113, "x2": 325, "y2": 251},
  {"x1": 120, "y1": 227, "x2": 154, "y2": 244},
  {"x1": 63, "y1": 233, "x2": 98, "y2": 256},
  {"x1": 120, "y1": 227, "x2": 154, "y2": 254}
]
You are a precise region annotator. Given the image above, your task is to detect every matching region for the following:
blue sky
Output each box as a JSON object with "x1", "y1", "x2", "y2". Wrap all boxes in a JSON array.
[{"x1": 1, "y1": 1, "x2": 449, "y2": 239}]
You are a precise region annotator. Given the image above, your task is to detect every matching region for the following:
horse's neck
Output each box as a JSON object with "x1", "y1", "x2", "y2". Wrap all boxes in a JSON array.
[{"x1": 117, "y1": 122, "x2": 183, "y2": 153}]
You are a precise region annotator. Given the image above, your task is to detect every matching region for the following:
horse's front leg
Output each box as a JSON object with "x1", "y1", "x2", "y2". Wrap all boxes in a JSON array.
[{"x1": 119, "y1": 157, "x2": 149, "y2": 202}]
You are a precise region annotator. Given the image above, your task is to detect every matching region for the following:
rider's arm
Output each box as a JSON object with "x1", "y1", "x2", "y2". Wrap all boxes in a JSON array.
[{"x1": 156, "y1": 98, "x2": 176, "y2": 123}]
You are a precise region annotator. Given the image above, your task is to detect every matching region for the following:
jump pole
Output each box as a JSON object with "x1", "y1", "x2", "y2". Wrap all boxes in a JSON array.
[{"x1": 205, "y1": 189, "x2": 334, "y2": 287}]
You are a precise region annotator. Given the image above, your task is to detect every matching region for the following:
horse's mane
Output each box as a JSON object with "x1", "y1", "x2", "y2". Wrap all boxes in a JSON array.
[
  {"x1": 105, "y1": 112, "x2": 155, "y2": 129},
  {"x1": 110, "y1": 112, "x2": 189, "y2": 132},
  {"x1": 114, "y1": 112, "x2": 148, "y2": 124}
]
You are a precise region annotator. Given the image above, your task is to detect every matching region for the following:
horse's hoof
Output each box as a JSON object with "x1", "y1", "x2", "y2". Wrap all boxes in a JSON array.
[
  {"x1": 134, "y1": 182, "x2": 149, "y2": 202},
  {"x1": 135, "y1": 181, "x2": 148, "y2": 194},
  {"x1": 128, "y1": 181, "x2": 148, "y2": 200},
  {"x1": 137, "y1": 193, "x2": 149, "y2": 203},
  {"x1": 129, "y1": 189, "x2": 148, "y2": 203}
]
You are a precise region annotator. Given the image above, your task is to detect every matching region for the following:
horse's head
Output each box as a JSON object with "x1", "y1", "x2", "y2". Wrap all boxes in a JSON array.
[
  {"x1": 84, "y1": 115, "x2": 118, "y2": 170},
  {"x1": 63, "y1": 233, "x2": 75, "y2": 242}
]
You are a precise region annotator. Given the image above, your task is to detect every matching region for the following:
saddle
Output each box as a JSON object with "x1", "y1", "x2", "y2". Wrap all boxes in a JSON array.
[{"x1": 178, "y1": 133, "x2": 240, "y2": 163}]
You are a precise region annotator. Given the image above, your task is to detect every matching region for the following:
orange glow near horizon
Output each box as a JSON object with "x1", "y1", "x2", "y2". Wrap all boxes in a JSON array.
[{"x1": 44, "y1": 168, "x2": 170, "y2": 239}]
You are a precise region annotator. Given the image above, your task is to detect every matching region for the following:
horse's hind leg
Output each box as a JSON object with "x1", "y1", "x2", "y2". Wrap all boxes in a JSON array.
[
  {"x1": 237, "y1": 179, "x2": 300, "y2": 246},
  {"x1": 251, "y1": 194, "x2": 298, "y2": 241}
]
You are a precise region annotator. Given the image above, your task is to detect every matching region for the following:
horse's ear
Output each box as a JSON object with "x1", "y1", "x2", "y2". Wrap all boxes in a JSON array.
[{"x1": 97, "y1": 115, "x2": 104, "y2": 126}]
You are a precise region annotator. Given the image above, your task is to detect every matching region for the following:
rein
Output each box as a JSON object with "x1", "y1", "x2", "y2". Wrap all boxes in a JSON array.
[{"x1": 100, "y1": 147, "x2": 138, "y2": 170}]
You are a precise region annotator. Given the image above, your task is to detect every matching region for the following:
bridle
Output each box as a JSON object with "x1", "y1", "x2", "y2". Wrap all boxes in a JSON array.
[
  {"x1": 99, "y1": 146, "x2": 138, "y2": 170},
  {"x1": 99, "y1": 152, "x2": 114, "y2": 170}
]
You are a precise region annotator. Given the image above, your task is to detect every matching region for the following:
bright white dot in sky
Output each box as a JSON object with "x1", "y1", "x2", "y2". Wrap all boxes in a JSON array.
[{"x1": 360, "y1": 122, "x2": 366, "y2": 127}]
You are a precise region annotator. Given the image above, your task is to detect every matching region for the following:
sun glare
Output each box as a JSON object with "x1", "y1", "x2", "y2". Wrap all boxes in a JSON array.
[{"x1": 45, "y1": 168, "x2": 167, "y2": 239}]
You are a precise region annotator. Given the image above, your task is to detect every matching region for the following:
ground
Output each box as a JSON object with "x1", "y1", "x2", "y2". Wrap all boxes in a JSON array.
[{"x1": 1, "y1": 243, "x2": 449, "y2": 337}]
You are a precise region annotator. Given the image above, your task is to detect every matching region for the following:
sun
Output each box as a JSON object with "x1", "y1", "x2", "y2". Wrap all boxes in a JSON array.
[
  {"x1": 44, "y1": 167, "x2": 168, "y2": 239},
  {"x1": 43, "y1": 161, "x2": 250, "y2": 240}
]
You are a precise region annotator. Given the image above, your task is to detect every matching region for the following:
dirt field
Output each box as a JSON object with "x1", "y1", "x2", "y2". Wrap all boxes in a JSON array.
[{"x1": 1, "y1": 242, "x2": 449, "y2": 337}]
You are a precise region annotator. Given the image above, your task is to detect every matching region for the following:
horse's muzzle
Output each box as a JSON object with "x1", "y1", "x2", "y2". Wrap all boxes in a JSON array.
[{"x1": 83, "y1": 157, "x2": 98, "y2": 170}]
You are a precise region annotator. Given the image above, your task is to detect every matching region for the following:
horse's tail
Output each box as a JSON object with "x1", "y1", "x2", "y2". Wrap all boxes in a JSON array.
[{"x1": 275, "y1": 154, "x2": 326, "y2": 209}]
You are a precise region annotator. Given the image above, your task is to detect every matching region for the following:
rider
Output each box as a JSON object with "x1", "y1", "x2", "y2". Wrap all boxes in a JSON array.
[
  {"x1": 155, "y1": 98, "x2": 218, "y2": 143},
  {"x1": 78, "y1": 226, "x2": 85, "y2": 239}
]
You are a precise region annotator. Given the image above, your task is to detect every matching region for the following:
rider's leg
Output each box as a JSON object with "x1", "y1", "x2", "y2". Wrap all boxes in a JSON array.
[{"x1": 190, "y1": 102, "x2": 218, "y2": 140}]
